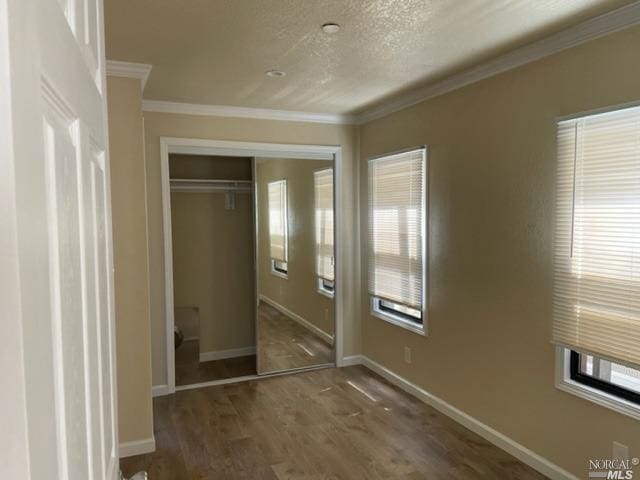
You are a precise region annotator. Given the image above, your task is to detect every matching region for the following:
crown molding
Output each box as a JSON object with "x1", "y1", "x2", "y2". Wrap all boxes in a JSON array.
[
  {"x1": 355, "y1": 1, "x2": 640, "y2": 124},
  {"x1": 142, "y1": 99, "x2": 355, "y2": 125},
  {"x1": 106, "y1": 60, "x2": 152, "y2": 91}
]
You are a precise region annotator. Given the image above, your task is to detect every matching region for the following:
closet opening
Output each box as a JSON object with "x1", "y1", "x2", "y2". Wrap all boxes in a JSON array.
[
  {"x1": 159, "y1": 137, "x2": 344, "y2": 394},
  {"x1": 169, "y1": 153, "x2": 257, "y2": 387}
]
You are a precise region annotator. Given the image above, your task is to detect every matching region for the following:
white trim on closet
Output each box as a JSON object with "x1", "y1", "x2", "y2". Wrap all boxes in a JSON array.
[{"x1": 159, "y1": 137, "x2": 345, "y2": 396}]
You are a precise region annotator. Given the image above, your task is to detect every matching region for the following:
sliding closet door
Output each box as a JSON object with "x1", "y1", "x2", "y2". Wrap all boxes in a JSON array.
[{"x1": 255, "y1": 157, "x2": 336, "y2": 374}]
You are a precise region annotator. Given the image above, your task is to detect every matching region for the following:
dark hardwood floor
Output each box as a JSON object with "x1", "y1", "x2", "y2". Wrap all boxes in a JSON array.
[
  {"x1": 258, "y1": 301, "x2": 334, "y2": 373},
  {"x1": 121, "y1": 366, "x2": 546, "y2": 480},
  {"x1": 175, "y1": 339, "x2": 256, "y2": 386}
]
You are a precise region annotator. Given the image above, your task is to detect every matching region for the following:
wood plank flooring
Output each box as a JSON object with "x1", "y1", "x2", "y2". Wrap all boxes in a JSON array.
[
  {"x1": 175, "y1": 339, "x2": 256, "y2": 386},
  {"x1": 121, "y1": 366, "x2": 547, "y2": 480},
  {"x1": 258, "y1": 301, "x2": 334, "y2": 373}
]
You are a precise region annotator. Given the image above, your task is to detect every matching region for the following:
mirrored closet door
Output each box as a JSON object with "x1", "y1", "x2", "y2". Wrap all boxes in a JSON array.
[{"x1": 254, "y1": 157, "x2": 336, "y2": 374}]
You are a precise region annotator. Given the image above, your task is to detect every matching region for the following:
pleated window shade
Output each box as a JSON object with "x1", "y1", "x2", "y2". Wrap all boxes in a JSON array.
[
  {"x1": 553, "y1": 105, "x2": 640, "y2": 367},
  {"x1": 314, "y1": 169, "x2": 334, "y2": 281},
  {"x1": 368, "y1": 148, "x2": 426, "y2": 310},
  {"x1": 268, "y1": 179, "x2": 288, "y2": 263}
]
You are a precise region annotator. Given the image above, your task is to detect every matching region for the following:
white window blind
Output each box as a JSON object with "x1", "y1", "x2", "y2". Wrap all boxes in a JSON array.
[
  {"x1": 368, "y1": 148, "x2": 426, "y2": 310},
  {"x1": 314, "y1": 168, "x2": 334, "y2": 282},
  {"x1": 268, "y1": 179, "x2": 288, "y2": 263},
  {"x1": 553, "y1": 105, "x2": 640, "y2": 367}
]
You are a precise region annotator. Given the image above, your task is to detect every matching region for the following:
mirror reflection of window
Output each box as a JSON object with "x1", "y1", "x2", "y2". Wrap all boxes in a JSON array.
[
  {"x1": 268, "y1": 179, "x2": 288, "y2": 276},
  {"x1": 314, "y1": 169, "x2": 335, "y2": 297}
]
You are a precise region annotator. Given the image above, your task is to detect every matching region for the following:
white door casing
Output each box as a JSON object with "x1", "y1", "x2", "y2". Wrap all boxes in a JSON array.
[
  {"x1": 158, "y1": 138, "x2": 345, "y2": 394},
  {"x1": 1, "y1": 0, "x2": 118, "y2": 479}
]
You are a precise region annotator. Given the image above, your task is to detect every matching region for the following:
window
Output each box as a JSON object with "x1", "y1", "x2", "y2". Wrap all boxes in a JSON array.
[
  {"x1": 367, "y1": 147, "x2": 427, "y2": 334},
  {"x1": 372, "y1": 298, "x2": 421, "y2": 324},
  {"x1": 314, "y1": 168, "x2": 335, "y2": 297},
  {"x1": 570, "y1": 351, "x2": 640, "y2": 404},
  {"x1": 554, "y1": 105, "x2": 640, "y2": 416},
  {"x1": 272, "y1": 259, "x2": 288, "y2": 276},
  {"x1": 268, "y1": 179, "x2": 288, "y2": 277},
  {"x1": 317, "y1": 278, "x2": 335, "y2": 296}
]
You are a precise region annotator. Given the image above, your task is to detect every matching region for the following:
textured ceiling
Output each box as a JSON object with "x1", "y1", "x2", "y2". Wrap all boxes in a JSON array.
[{"x1": 105, "y1": 0, "x2": 635, "y2": 115}]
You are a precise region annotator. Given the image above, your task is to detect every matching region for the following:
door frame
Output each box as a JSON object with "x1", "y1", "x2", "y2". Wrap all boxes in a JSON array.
[
  {"x1": 159, "y1": 137, "x2": 345, "y2": 394},
  {"x1": 0, "y1": 0, "x2": 30, "y2": 473}
]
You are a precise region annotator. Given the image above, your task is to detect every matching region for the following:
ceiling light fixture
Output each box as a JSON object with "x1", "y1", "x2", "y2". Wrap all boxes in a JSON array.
[
  {"x1": 265, "y1": 69, "x2": 286, "y2": 78},
  {"x1": 321, "y1": 22, "x2": 340, "y2": 34}
]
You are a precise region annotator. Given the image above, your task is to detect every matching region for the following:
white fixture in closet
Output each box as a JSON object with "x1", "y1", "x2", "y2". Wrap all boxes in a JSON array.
[
  {"x1": 169, "y1": 178, "x2": 252, "y2": 193},
  {"x1": 169, "y1": 178, "x2": 253, "y2": 211}
]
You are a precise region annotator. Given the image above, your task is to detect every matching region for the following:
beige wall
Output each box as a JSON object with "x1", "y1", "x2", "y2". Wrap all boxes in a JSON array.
[
  {"x1": 358, "y1": 26, "x2": 640, "y2": 476},
  {"x1": 256, "y1": 158, "x2": 335, "y2": 338},
  {"x1": 169, "y1": 154, "x2": 252, "y2": 180},
  {"x1": 170, "y1": 154, "x2": 254, "y2": 355},
  {"x1": 144, "y1": 113, "x2": 360, "y2": 386},
  {"x1": 171, "y1": 190, "x2": 255, "y2": 354},
  {"x1": 106, "y1": 76, "x2": 153, "y2": 444}
]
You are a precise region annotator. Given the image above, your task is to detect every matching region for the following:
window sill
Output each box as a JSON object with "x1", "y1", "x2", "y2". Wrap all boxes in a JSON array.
[
  {"x1": 317, "y1": 288, "x2": 334, "y2": 299},
  {"x1": 555, "y1": 347, "x2": 640, "y2": 421},
  {"x1": 270, "y1": 269, "x2": 288, "y2": 280},
  {"x1": 370, "y1": 309, "x2": 426, "y2": 336}
]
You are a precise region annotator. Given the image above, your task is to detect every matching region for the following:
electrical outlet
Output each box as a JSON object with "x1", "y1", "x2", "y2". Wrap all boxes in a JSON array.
[
  {"x1": 613, "y1": 441, "x2": 629, "y2": 461},
  {"x1": 404, "y1": 347, "x2": 412, "y2": 364}
]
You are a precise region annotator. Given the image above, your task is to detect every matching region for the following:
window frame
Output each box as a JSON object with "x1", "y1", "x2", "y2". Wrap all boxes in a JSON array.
[
  {"x1": 371, "y1": 297, "x2": 425, "y2": 336},
  {"x1": 569, "y1": 350, "x2": 640, "y2": 405},
  {"x1": 267, "y1": 179, "x2": 289, "y2": 279},
  {"x1": 367, "y1": 146, "x2": 428, "y2": 336},
  {"x1": 552, "y1": 103, "x2": 640, "y2": 420},
  {"x1": 556, "y1": 347, "x2": 640, "y2": 421},
  {"x1": 271, "y1": 259, "x2": 288, "y2": 279},
  {"x1": 317, "y1": 278, "x2": 334, "y2": 298},
  {"x1": 313, "y1": 168, "x2": 335, "y2": 298}
]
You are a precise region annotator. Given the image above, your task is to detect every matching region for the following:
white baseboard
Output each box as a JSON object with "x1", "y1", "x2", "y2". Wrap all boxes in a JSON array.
[
  {"x1": 348, "y1": 356, "x2": 577, "y2": 480},
  {"x1": 199, "y1": 346, "x2": 256, "y2": 363},
  {"x1": 119, "y1": 436, "x2": 156, "y2": 458},
  {"x1": 340, "y1": 355, "x2": 364, "y2": 367},
  {"x1": 259, "y1": 294, "x2": 335, "y2": 345},
  {"x1": 152, "y1": 384, "x2": 172, "y2": 397}
]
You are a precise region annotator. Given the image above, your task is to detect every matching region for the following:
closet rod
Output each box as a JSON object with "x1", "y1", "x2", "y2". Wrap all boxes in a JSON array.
[{"x1": 170, "y1": 178, "x2": 253, "y2": 193}]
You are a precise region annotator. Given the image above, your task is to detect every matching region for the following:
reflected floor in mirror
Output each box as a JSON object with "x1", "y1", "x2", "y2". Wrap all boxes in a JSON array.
[
  {"x1": 175, "y1": 339, "x2": 256, "y2": 386},
  {"x1": 258, "y1": 301, "x2": 333, "y2": 373}
]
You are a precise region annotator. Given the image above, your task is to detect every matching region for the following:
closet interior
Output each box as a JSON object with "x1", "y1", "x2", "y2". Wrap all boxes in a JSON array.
[{"x1": 170, "y1": 154, "x2": 257, "y2": 386}]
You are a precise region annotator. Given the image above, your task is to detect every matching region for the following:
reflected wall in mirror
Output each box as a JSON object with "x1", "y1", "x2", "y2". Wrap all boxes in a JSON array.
[{"x1": 255, "y1": 157, "x2": 336, "y2": 374}]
